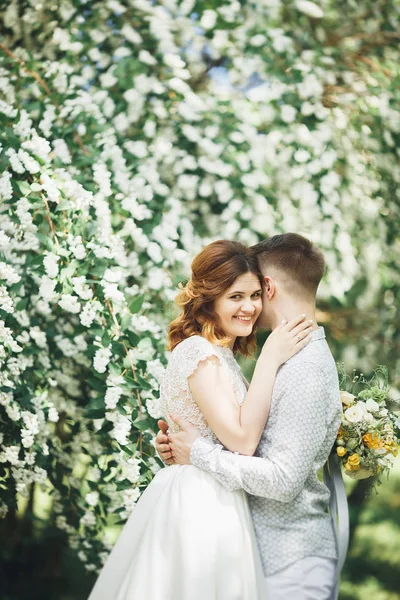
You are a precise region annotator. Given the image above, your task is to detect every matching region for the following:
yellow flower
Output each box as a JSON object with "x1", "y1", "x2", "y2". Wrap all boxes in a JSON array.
[
  {"x1": 337, "y1": 447, "x2": 347, "y2": 457},
  {"x1": 340, "y1": 391, "x2": 356, "y2": 407},
  {"x1": 336, "y1": 427, "x2": 344, "y2": 440},
  {"x1": 363, "y1": 432, "x2": 384, "y2": 450},
  {"x1": 384, "y1": 441, "x2": 399, "y2": 456},
  {"x1": 345, "y1": 454, "x2": 360, "y2": 471}
]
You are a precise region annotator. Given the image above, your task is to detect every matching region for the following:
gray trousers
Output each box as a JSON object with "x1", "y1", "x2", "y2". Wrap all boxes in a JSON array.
[{"x1": 264, "y1": 556, "x2": 338, "y2": 600}]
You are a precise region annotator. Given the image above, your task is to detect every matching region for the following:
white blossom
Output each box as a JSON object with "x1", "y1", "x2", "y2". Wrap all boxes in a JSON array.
[
  {"x1": 102, "y1": 282, "x2": 125, "y2": 304},
  {"x1": 93, "y1": 346, "x2": 112, "y2": 374},
  {"x1": 110, "y1": 412, "x2": 131, "y2": 446},
  {"x1": 0, "y1": 172, "x2": 13, "y2": 201},
  {"x1": 85, "y1": 491, "x2": 99, "y2": 507},
  {"x1": 122, "y1": 487, "x2": 140, "y2": 513},
  {"x1": 0, "y1": 286, "x2": 14, "y2": 313},
  {"x1": 0, "y1": 231, "x2": 11, "y2": 249},
  {"x1": 0, "y1": 445, "x2": 21, "y2": 465},
  {"x1": 29, "y1": 327, "x2": 47, "y2": 348},
  {"x1": 48, "y1": 407, "x2": 59, "y2": 422},
  {"x1": 22, "y1": 135, "x2": 51, "y2": 162},
  {"x1": 0, "y1": 262, "x2": 21, "y2": 285},
  {"x1": 68, "y1": 235, "x2": 87, "y2": 260},
  {"x1": 52, "y1": 139, "x2": 72, "y2": 164},
  {"x1": 104, "y1": 386, "x2": 123, "y2": 409},
  {"x1": 295, "y1": 1, "x2": 324, "y2": 19},
  {"x1": 280, "y1": 105, "x2": 297, "y2": 123},
  {"x1": 121, "y1": 457, "x2": 141, "y2": 483},
  {"x1": 80, "y1": 511, "x2": 97, "y2": 528},
  {"x1": 44, "y1": 253, "x2": 60, "y2": 278},
  {"x1": 72, "y1": 276, "x2": 93, "y2": 300},
  {"x1": 17, "y1": 149, "x2": 40, "y2": 174},
  {"x1": 200, "y1": 10, "x2": 217, "y2": 30},
  {"x1": 59, "y1": 294, "x2": 81, "y2": 314},
  {"x1": 39, "y1": 276, "x2": 57, "y2": 300},
  {"x1": 80, "y1": 301, "x2": 102, "y2": 327}
]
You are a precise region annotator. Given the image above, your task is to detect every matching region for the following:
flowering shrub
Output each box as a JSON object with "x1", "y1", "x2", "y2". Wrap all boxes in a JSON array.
[
  {"x1": 0, "y1": 0, "x2": 399, "y2": 571},
  {"x1": 336, "y1": 366, "x2": 400, "y2": 481}
]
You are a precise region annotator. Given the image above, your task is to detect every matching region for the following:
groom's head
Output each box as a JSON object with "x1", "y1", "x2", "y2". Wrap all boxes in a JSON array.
[{"x1": 250, "y1": 233, "x2": 325, "y2": 328}]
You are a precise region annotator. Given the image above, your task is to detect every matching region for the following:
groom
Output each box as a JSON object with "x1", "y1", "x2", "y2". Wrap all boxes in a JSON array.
[{"x1": 156, "y1": 233, "x2": 343, "y2": 599}]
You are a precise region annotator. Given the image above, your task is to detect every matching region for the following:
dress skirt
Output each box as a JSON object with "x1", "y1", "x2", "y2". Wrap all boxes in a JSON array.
[{"x1": 88, "y1": 464, "x2": 264, "y2": 600}]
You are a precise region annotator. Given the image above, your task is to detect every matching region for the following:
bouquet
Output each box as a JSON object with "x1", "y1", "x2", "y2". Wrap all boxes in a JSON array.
[{"x1": 336, "y1": 365, "x2": 400, "y2": 481}]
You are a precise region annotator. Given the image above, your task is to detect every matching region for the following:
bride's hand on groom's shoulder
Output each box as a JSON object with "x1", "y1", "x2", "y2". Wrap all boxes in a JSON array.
[
  {"x1": 262, "y1": 314, "x2": 313, "y2": 367},
  {"x1": 156, "y1": 420, "x2": 175, "y2": 465}
]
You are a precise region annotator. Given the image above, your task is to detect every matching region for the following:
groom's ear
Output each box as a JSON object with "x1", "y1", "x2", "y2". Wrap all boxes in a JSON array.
[{"x1": 263, "y1": 275, "x2": 276, "y2": 299}]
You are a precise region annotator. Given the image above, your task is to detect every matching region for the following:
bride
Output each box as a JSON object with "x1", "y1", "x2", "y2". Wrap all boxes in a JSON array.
[{"x1": 88, "y1": 240, "x2": 312, "y2": 600}]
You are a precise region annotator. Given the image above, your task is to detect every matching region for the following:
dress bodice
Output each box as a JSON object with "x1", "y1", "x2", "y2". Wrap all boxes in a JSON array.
[{"x1": 160, "y1": 336, "x2": 247, "y2": 441}]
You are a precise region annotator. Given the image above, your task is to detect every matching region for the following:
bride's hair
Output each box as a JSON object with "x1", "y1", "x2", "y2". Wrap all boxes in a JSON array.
[{"x1": 168, "y1": 240, "x2": 263, "y2": 356}]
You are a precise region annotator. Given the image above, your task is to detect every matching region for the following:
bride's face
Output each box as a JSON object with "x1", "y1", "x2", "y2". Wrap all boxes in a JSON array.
[{"x1": 213, "y1": 272, "x2": 262, "y2": 344}]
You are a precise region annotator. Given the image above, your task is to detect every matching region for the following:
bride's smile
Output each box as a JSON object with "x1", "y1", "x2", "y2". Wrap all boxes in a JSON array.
[{"x1": 213, "y1": 272, "x2": 263, "y2": 349}]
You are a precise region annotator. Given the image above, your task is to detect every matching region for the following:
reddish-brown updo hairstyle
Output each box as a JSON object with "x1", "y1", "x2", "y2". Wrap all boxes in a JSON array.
[{"x1": 168, "y1": 240, "x2": 263, "y2": 357}]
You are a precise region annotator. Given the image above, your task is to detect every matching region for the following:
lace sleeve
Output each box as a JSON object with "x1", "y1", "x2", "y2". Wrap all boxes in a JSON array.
[
  {"x1": 160, "y1": 336, "x2": 224, "y2": 440},
  {"x1": 173, "y1": 336, "x2": 222, "y2": 382}
]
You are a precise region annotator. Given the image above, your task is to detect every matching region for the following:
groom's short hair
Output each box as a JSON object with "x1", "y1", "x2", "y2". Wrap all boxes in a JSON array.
[{"x1": 250, "y1": 233, "x2": 325, "y2": 299}]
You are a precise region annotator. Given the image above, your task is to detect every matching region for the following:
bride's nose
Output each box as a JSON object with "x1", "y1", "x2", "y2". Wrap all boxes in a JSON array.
[{"x1": 240, "y1": 298, "x2": 255, "y2": 313}]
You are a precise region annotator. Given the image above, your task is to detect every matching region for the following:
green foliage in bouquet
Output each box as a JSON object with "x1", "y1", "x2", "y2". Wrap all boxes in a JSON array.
[{"x1": 336, "y1": 365, "x2": 400, "y2": 483}]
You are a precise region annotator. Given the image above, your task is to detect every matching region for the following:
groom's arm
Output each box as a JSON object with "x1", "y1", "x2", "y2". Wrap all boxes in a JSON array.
[{"x1": 190, "y1": 362, "x2": 330, "y2": 502}]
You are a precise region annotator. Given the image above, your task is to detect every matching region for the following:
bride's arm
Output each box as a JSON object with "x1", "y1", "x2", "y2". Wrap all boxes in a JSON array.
[{"x1": 188, "y1": 315, "x2": 312, "y2": 456}]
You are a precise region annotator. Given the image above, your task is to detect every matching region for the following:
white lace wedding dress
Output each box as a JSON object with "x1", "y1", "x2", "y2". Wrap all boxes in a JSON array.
[{"x1": 88, "y1": 336, "x2": 265, "y2": 600}]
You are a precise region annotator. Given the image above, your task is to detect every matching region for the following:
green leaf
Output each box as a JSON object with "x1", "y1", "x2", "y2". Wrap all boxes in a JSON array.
[
  {"x1": 126, "y1": 331, "x2": 140, "y2": 346},
  {"x1": 86, "y1": 397, "x2": 105, "y2": 410},
  {"x1": 16, "y1": 181, "x2": 31, "y2": 196},
  {"x1": 129, "y1": 295, "x2": 144, "y2": 314},
  {"x1": 119, "y1": 444, "x2": 134, "y2": 456},
  {"x1": 133, "y1": 418, "x2": 154, "y2": 432},
  {"x1": 108, "y1": 363, "x2": 121, "y2": 377},
  {"x1": 102, "y1": 331, "x2": 111, "y2": 346},
  {"x1": 115, "y1": 480, "x2": 134, "y2": 491},
  {"x1": 135, "y1": 374, "x2": 152, "y2": 391},
  {"x1": 85, "y1": 409, "x2": 105, "y2": 419},
  {"x1": 55, "y1": 200, "x2": 74, "y2": 211},
  {"x1": 86, "y1": 377, "x2": 105, "y2": 392},
  {"x1": 59, "y1": 260, "x2": 78, "y2": 283},
  {"x1": 15, "y1": 298, "x2": 29, "y2": 311}
]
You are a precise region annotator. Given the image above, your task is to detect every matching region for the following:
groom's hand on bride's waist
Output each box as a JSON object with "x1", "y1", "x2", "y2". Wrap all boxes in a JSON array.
[
  {"x1": 168, "y1": 415, "x2": 201, "y2": 465},
  {"x1": 156, "y1": 419, "x2": 175, "y2": 465}
]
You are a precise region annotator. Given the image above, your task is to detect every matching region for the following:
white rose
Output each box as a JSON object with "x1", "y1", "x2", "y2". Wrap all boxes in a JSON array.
[
  {"x1": 344, "y1": 403, "x2": 365, "y2": 423},
  {"x1": 364, "y1": 413, "x2": 375, "y2": 424},
  {"x1": 366, "y1": 398, "x2": 380, "y2": 413},
  {"x1": 340, "y1": 391, "x2": 356, "y2": 407}
]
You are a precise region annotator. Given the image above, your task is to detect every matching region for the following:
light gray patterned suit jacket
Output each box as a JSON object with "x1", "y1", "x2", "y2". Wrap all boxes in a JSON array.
[{"x1": 191, "y1": 327, "x2": 342, "y2": 576}]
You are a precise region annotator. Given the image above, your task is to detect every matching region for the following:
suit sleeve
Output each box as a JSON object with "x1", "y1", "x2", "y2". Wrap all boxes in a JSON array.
[{"x1": 190, "y1": 362, "x2": 329, "y2": 502}]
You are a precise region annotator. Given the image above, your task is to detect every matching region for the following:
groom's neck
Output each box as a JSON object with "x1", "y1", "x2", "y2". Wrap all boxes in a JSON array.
[{"x1": 272, "y1": 298, "x2": 317, "y2": 330}]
